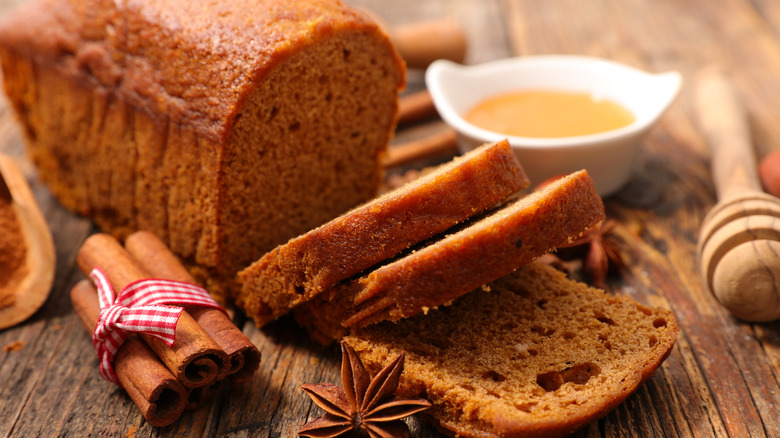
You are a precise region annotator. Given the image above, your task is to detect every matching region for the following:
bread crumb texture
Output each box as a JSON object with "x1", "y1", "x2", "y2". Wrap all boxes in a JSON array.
[
  {"x1": 0, "y1": 0, "x2": 405, "y2": 299},
  {"x1": 346, "y1": 263, "x2": 678, "y2": 438},
  {"x1": 237, "y1": 140, "x2": 528, "y2": 325},
  {"x1": 294, "y1": 169, "x2": 605, "y2": 341}
]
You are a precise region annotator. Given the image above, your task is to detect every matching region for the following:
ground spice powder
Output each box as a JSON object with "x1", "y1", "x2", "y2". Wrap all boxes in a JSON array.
[{"x1": 0, "y1": 184, "x2": 27, "y2": 308}]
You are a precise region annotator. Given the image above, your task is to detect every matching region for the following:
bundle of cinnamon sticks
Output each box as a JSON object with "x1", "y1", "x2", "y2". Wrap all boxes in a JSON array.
[{"x1": 71, "y1": 231, "x2": 260, "y2": 427}]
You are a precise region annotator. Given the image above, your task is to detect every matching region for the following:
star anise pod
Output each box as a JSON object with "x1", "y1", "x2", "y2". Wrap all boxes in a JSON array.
[
  {"x1": 299, "y1": 341, "x2": 432, "y2": 438},
  {"x1": 557, "y1": 219, "x2": 625, "y2": 289},
  {"x1": 534, "y1": 177, "x2": 625, "y2": 288}
]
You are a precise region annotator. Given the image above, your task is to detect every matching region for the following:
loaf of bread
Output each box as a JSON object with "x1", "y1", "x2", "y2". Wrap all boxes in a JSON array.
[
  {"x1": 237, "y1": 140, "x2": 529, "y2": 326},
  {"x1": 345, "y1": 262, "x2": 679, "y2": 438},
  {"x1": 295, "y1": 169, "x2": 605, "y2": 341},
  {"x1": 0, "y1": 0, "x2": 405, "y2": 299}
]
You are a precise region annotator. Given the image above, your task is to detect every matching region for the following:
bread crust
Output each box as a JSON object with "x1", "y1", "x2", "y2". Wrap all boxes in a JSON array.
[
  {"x1": 296, "y1": 169, "x2": 605, "y2": 339},
  {"x1": 237, "y1": 140, "x2": 530, "y2": 325},
  {"x1": 345, "y1": 263, "x2": 679, "y2": 438},
  {"x1": 0, "y1": 0, "x2": 392, "y2": 144},
  {"x1": 0, "y1": 0, "x2": 406, "y2": 299}
]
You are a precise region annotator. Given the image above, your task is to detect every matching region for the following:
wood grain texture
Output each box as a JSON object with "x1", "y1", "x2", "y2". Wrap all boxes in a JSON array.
[
  {"x1": 1, "y1": 0, "x2": 780, "y2": 437},
  {"x1": 502, "y1": 1, "x2": 780, "y2": 436}
]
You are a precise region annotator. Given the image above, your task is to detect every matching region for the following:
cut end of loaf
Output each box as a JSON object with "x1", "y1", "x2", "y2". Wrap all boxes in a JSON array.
[
  {"x1": 237, "y1": 140, "x2": 528, "y2": 326},
  {"x1": 345, "y1": 263, "x2": 678, "y2": 438},
  {"x1": 220, "y1": 29, "x2": 405, "y2": 284},
  {"x1": 0, "y1": 0, "x2": 406, "y2": 302},
  {"x1": 291, "y1": 168, "x2": 605, "y2": 340},
  {"x1": 347, "y1": 169, "x2": 605, "y2": 326}
]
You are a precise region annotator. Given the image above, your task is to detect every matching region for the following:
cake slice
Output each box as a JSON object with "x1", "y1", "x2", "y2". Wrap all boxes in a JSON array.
[
  {"x1": 237, "y1": 140, "x2": 529, "y2": 326},
  {"x1": 294, "y1": 169, "x2": 605, "y2": 341},
  {"x1": 344, "y1": 262, "x2": 679, "y2": 438}
]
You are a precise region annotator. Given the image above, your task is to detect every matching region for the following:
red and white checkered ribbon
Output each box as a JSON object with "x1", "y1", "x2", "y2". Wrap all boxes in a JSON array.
[{"x1": 89, "y1": 267, "x2": 224, "y2": 384}]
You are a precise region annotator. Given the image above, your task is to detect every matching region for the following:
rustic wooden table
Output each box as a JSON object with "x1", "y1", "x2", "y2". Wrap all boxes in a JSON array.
[{"x1": 2, "y1": 0, "x2": 780, "y2": 436}]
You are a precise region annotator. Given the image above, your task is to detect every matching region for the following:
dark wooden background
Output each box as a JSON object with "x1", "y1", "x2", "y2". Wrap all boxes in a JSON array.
[{"x1": 2, "y1": 0, "x2": 780, "y2": 436}]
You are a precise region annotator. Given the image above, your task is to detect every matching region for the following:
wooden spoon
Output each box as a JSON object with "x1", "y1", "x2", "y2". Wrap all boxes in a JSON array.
[
  {"x1": 694, "y1": 68, "x2": 780, "y2": 322},
  {"x1": 0, "y1": 154, "x2": 55, "y2": 329}
]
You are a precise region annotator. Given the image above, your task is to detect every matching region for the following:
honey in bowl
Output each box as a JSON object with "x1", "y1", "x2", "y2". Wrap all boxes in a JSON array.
[{"x1": 464, "y1": 90, "x2": 635, "y2": 138}]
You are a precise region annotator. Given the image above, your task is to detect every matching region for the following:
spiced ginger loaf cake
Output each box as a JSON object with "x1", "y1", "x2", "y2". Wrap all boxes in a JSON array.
[
  {"x1": 0, "y1": 0, "x2": 406, "y2": 300},
  {"x1": 345, "y1": 262, "x2": 679, "y2": 438},
  {"x1": 295, "y1": 169, "x2": 606, "y2": 341},
  {"x1": 237, "y1": 140, "x2": 530, "y2": 326}
]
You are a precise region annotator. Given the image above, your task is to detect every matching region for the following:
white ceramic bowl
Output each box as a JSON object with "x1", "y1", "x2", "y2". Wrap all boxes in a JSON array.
[{"x1": 425, "y1": 56, "x2": 683, "y2": 196}]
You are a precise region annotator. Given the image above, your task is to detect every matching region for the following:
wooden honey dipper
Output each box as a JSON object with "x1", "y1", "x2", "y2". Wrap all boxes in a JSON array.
[{"x1": 694, "y1": 68, "x2": 780, "y2": 322}]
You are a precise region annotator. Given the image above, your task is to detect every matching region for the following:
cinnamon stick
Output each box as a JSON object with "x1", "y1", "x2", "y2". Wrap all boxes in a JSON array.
[
  {"x1": 383, "y1": 128, "x2": 459, "y2": 168},
  {"x1": 360, "y1": 10, "x2": 467, "y2": 70},
  {"x1": 390, "y1": 18, "x2": 467, "y2": 69},
  {"x1": 185, "y1": 379, "x2": 224, "y2": 411},
  {"x1": 125, "y1": 230, "x2": 260, "y2": 383},
  {"x1": 397, "y1": 89, "x2": 438, "y2": 126},
  {"x1": 70, "y1": 280, "x2": 187, "y2": 427},
  {"x1": 77, "y1": 233, "x2": 228, "y2": 388}
]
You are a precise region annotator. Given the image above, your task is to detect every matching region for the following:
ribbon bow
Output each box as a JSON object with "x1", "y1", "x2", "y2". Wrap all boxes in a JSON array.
[{"x1": 89, "y1": 267, "x2": 223, "y2": 384}]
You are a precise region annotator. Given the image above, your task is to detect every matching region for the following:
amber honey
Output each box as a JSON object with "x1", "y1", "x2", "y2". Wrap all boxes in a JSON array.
[{"x1": 464, "y1": 90, "x2": 635, "y2": 138}]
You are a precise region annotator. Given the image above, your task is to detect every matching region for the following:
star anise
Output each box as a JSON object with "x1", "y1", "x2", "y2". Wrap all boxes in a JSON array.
[
  {"x1": 533, "y1": 177, "x2": 626, "y2": 288},
  {"x1": 299, "y1": 341, "x2": 432, "y2": 438},
  {"x1": 555, "y1": 219, "x2": 625, "y2": 289}
]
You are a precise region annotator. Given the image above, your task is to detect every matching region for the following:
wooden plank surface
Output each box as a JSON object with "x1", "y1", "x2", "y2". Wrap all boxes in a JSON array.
[
  {"x1": 501, "y1": 2, "x2": 780, "y2": 438},
  {"x1": 1, "y1": 0, "x2": 780, "y2": 437}
]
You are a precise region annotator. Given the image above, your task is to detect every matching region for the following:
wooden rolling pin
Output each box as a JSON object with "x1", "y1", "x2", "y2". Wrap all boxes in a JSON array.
[{"x1": 694, "y1": 68, "x2": 780, "y2": 322}]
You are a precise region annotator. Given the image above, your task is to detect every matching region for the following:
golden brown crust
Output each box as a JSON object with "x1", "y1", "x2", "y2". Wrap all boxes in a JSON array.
[
  {"x1": 345, "y1": 263, "x2": 679, "y2": 438},
  {"x1": 296, "y1": 169, "x2": 605, "y2": 339},
  {"x1": 237, "y1": 140, "x2": 529, "y2": 326},
  {"x1": 0, "y1": 0, "x2": 406, "y2": 300},
  {"x1": 0, "y1": 0, "x2": 393, "y2": 144}
]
